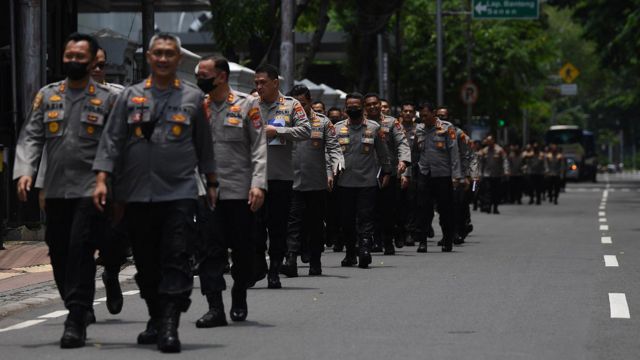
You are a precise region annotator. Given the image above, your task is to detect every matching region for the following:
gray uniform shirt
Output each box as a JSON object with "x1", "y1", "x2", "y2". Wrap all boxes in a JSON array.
[
  {"x1": 376, "y1": 114, "x2": 411, "y2": 176},
  {"x1": 292, "y1": 111, "x2": 343, "y2": 192},
  {"x1": 34, "y1": 82, "x2": 125, "y2": 190},
  {"x1": 508, "y1": 151, "x2": 524, "y2": 176},
  {"x1": 14, "y1": 79, "x2": 117, "y2": 198},
  {"x1": 414, "y1": 120, "x2": 462, "y2": 179},
  {"x1": 524, "y1": 151, "x2": 546, "y2": 175},
  {"x1": 456, "y1": 128, "x2": 478, "y2": 178},
  {"x1": 479, "y1": 144, "x2": 509, "y2": 178},
  {"x1": 207, "y1": 89, "x2": 267, "y2": 200},
  {"x1": 93, "y1": 77, "x2": 215, "y2": 202},
  {"x1": 335, "y1": 118, "x2": 391, "y2": 188},
  {"x1": 545, "y1": 152, "x2": 566, "y2": 177},
  {"x1": 259, "y1": 92, "x2": 311, "y2": 181}
]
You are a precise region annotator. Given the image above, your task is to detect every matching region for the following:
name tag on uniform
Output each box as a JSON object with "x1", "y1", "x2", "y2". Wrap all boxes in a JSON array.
[
  {"x1": 435, "y1": 141, "x2": 445, "y2": 149},
  {"x1": 362, "y1": 136, "x2": 375, "y2": 145}
]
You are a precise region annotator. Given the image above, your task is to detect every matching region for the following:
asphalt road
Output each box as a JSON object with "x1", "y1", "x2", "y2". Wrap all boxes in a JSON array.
[{"x1": 0, "y1": 172, "x2": 639, "y2": 359}]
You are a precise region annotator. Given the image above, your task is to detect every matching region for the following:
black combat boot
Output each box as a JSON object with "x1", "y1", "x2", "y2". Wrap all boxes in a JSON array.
[
  {"x1": 137, "y1": 300, "x2": 161, "y2": 345},
  {"x1": 427, "y1": 225, "x2": 435, "y2": 238},
  {"x1": 60, "y1": 307, "x2": 88, "y2": 349},
  {"x1": 157, "y1": 303, "x2": 181, "y2": 353},
  {"x1": 341, "y1": 242, "x2": 357, "y2": 267},
  {"x1": 248, "y1": 254, "x2": 268, "y2": 288},
  {"x1": 230, "y1": 285, "x2": 248, "y2": 322},
  {"x1": 394, "y1": 229, "x2": 405, "y2": 249},
  {"x1": 309, "y1": 254, "x2": 322, "y2": 276},
  {"x1": 196, "y1": 292, "x2": 227, "y2": 328},
  {"x1": 404, "y1": 233, "x2": 415, "y2": 246},
  {"x1": 102, "y1": 270, "x2": 123, "y2": 315},
  {"x1": 267, "y1": 259, "x2": 282, "y2": 289},
  {"x1": 280, "y1": 253, "x2": 299, "y2": 278},
  {"x1": 441, "y1": 237, "x2": 453, "y2": 252},
  {"x1": 358, "y1": 239, "x2": 372, "y2": 269}
]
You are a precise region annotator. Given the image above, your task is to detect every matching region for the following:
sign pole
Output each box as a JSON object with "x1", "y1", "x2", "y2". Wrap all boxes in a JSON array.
[{"x1": 465, "y1": 0, "x2": 473, "y2": 127}]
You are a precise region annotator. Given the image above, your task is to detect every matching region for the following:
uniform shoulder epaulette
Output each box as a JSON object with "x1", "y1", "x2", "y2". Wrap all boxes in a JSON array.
[
  {"x1": 367, "y1": 119, "x2": 381, "y2": 128},
  {"x1": 44, "y1": 80, "x2": 64, "y2": 90},
  {"x1": 95, "y1": 82, "x2": 111, "y2": 91},
  {"x1": 233, "y1": 91, "x2": 248, "y2": 99},
  {"x1": 283, "y1": 95, "x2": 296, "y2": 102}
]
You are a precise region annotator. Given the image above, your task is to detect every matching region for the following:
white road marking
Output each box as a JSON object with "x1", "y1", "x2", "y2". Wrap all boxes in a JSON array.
[
  {"x1": 599, "y1": 218, "x2": 607, "y2": 222},
  {"x1": 601, "y1": 236, "x2": 612, "y2": 244},
  {"x1": 93, "y1": 301, "x2": 100, "y2": 306},
  {"x1": 599, "y1": 211, "x2": 606, "y2": 216},
  {"x1": 95, "y1": 297, "x2": 107, "y2": 302},
  {"x1": 600, "y1": 225, "x2": 609, "y2": 231},
  {"x1": 599, "y1": 206, "x2": 606, "y2": 210},
  {"x1": 38, "y1": 310, "x2": 68, "y2": 319},
  {"x1": 122, "y1": 290, "x2": 140, "y2": 296},
  {"x1": 609, "y1": 293, "x2": 631, "y2": 319},
  {"x1": 604, "y1": 255, "x2": 619, "y2": 267},
  {"x1": 0, "y1": 320, "x2": 47, "y2": 333}
]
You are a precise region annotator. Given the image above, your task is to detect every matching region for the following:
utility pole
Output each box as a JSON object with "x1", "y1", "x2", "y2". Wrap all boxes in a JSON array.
[
  {"x1": 465, "y1": 0, "x2": 472, "y2": 126},
  {"x1": 436, "y1": 0, "x2": 444, "y2": 106},
  {"x1": 280, "y1": 0, "x2": 295, "y2": 93},
  {"x1": 141, "y1": 0, "x2": 155, "y2": 77},
  {"x1": 18, "y1": 0, "x2": 44, "y2": 118}
]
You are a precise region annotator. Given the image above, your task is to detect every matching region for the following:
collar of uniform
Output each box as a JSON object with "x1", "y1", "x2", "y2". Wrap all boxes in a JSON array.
[
  {"x1": 346, "y1": 117, "x2": 367, "y2": 128},
  {"x1": 143, "y1": 76, "x2": 181, "y2": 90}
]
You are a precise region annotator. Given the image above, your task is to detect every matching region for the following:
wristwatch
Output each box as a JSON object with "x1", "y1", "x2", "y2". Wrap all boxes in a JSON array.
[{"x1": 207, "y1": 180, "x2": 219, "y2": 188}]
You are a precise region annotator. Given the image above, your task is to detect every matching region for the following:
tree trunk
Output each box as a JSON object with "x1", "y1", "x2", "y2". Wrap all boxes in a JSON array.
[{"x1": 297, "y1": 0, "x2": 330, "y2": 79}]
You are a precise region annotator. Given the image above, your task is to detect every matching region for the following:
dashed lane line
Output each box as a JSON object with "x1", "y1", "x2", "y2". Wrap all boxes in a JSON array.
[
  {"x1": 604, "y1": 255, "x2": 619, "y2": 267},
  {"x1": 601, "y1": 236, "x2": 612, "y2": 244},
  {"x1": 609, "y1": 293, "x2": 631, "y2": 319},
  {"x1": 598, "y1": 211, "x2": 606, "y2": 216},
  {"x1": 600, "y1": 225, "x2": 609, "y2": 231},
  {"x1": 599, "y1": 218, "x2": 607, "y2": 222}
]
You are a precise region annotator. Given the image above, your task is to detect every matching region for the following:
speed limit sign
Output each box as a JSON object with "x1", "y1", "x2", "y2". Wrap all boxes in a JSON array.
[{"x1": 461, "y1": 81, "x2": 479, "y2": 105}]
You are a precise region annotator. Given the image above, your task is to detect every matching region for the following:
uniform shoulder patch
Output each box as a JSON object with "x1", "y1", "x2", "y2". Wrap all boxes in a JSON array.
[
  {"x1": 249, "y1": 107, "x2": 262, "y2": 129},
  {"x1": 448, "y1": 127, "x2": 456, "y2": 140},
  {"x1": 32, "y1": 92, "x2": 44, "y2": 111},
  {"x1": 328, "y1": 123, "x2": 336, "y2": 136}
]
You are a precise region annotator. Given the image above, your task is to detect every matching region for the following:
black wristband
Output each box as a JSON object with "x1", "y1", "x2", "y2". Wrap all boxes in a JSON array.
[{"x1": 207, "y1": 180, "x2": 219, "y2": 188}]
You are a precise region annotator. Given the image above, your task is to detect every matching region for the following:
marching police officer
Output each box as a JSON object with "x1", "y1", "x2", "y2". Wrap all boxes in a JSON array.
[
  {"x1": 253, "y1": 64, "x2": 311, "y2": 289},
  {"x1": 280, "y1": 85, "x2": 343, "y2": 277},
  {"x1": 364, "y1": 94, "x2": 411, "y2": 255},
  {"x1": 412, "y1": 102, "x2": 462, "y2": 252},
  {"x1": 524, "y1": 143, "x2": 545, "y2": 205},
  {"x1": 14, "y1": 33, "x2": 116, "y2": 348},
  {"x1": 93, "y1": 33, "x2": 216, "y2": 353},
  {"x1": 34, "y1": 45, "x2": 127, "y2": 318},
  {"x1": 193, "y1": 56, "x2": 267, "y2": 328},
  {"x1": 508, "y1": 144, "x2": 525, "y2": 204},
  {"x1": 478, "y1": 136, "x2": 509, "y2": 214},
  {"x1": 325, "y1": 106, "x2": 345, "y2": 250},
  {"x1": 398, "y1": 102, "x2": 419, "y2": 247},
  {"x1": 336, "y1": 93, "x2": 392, "y2": 268},
  {"x1": 545, "y1": 144, "x2": 565, "y2": 205}
]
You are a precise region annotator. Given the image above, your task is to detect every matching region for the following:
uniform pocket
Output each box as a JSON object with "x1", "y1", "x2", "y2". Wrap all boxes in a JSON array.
[
  {"x1": 166, "y1": 112, "x2": 191, "y2": 141},
  {"x1": 43, "y1": 110, "x2": 64, "y2": 138},
  {"x1": 78, "y1": 111, "x2": 104, "y2": 141}
]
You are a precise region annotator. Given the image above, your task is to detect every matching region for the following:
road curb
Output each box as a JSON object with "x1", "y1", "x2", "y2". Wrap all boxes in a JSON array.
[{"x1": 0, "y1": 266, "x2": 136, "y2": 319}]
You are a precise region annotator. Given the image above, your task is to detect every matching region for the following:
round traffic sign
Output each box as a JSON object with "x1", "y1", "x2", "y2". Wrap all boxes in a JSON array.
[{"x1": 461, "y1": 81, "x2": 479, "y2": 105}]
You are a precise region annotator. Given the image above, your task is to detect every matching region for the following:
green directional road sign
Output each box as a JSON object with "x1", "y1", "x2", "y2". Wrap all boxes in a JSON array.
[{"x1": 472, "y1": 0, "x2": 539, "y2": 20}]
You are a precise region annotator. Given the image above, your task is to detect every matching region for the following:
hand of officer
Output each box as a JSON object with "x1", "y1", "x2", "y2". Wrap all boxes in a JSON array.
[
  {"x1": 248, "y1": 187, "x2": 265, "y2": 212},
  {"x1": 93, "y1": 173, "x2": 109, "y2": 212},
  {"x1": 400, "y1": 176, "x2": 410, "y2": 190},
  {"x1": 381, "y1": 174, "x2": 390, "y2": 188},
  {"x1": 452, "y1": 178, "x2": 460, "y2": 189},
  {"x1": 265, "y1": 125, "x2": 278, "y2": 138},
  {"x1": 327, "y1": 176, "x2": 334, "y2": 192},
  {"x1": 207, "y1": 187, "x2": 218, "y2": 210},
  {"x1": 16, "y1": 176, "x2": 33, "y2": 202},
  {"x1": 397, "y1": 161, "x2": 407, "y2": 174}
]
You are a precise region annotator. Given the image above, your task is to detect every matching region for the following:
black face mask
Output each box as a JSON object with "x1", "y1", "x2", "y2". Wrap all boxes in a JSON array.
[
  {"x1": 197, "y1": 77, "x2": 217, "y2": 94},
  {"x1": 346, "y1": 107, "x2": 363, "y2": 120},
  {"x1": 439, "y1": 116, "x2": 448, "y2": 121},
  {"x1": 329, "y1": 117, "x2": 341, "y2": 124},
  {"x1": 63, "y1": 61, "x2": 90, "y2": 81}
]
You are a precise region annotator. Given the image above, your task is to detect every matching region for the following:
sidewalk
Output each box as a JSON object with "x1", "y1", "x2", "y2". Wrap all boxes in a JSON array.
[
  {"x1": 0, "y1": 241, "x2": 52, "y2": 293},
  {"x1": 0, "y1": 241, "x2": 136, "y2": 318}
]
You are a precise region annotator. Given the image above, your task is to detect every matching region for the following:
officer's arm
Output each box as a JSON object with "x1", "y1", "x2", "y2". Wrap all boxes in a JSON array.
[
  {"x1": 34, "y1": 148, "x2": 47, "y2": 189},
  {"x1": 392, "y1": 122, "x2": 411, "y2": 165},
  {"x1": 375, "y1": 128, "x2": 392, "y2": 174},
  {"x1": 247, "y1": 98, "x2": 268, "y2": 191},
  {"x1": 93, "y1": 91, "x2": 130, "y2": 174},
  {"x1": 275, "y1": 100, "x2": 311, "y2": 141},
  {"x1": 502, "y1": 150, "x2": 510, "y2": 175},
  {"x1": 447, "y1": 130, "x2": 462, "y2": 179},
  {"x1": 13, "y1": 91, "x2": 46, "y2": 181},
  {"x1": 192, "y1": 95, "x2": 216, "y2": 176},
  {"x1": 324, "y1": 121, "x2": 344, "y2": 176}
]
